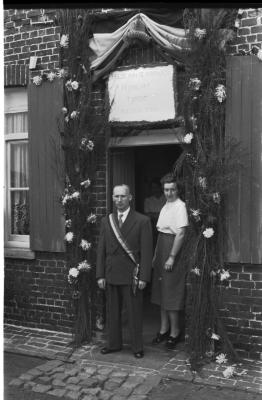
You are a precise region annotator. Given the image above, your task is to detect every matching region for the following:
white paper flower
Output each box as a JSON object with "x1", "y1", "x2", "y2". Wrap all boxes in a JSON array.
[
  {"x1": 71, "y1": 80, "x2": 79, "y2": 90},
  {"x1": 47, "y1": 71, "x2": 56, "y2": 82},
  {"x1": 190, "y1": 115, "x2": 198, "y2": 130},
  {"x1": 216, "y1": 353, "x2": 228, "y2": 364},
  {"x1": 87, "y1": 140, "x2": 94, "y2": 151},
  {"x1": 60, "y1": 33, "x2": 69, "y2": 48},
  {"x1": 203, "y1": 227, "x2": 214, "y2": 238},
  {"x1": 68, "y1": 267, "x2": 79, "y2": 278},
  {"x1": 79, "y1": 239, "x2": 92, "y2": 251},
  {"x1": 189, "y1": 78, "x2": 201, "y2": 91},
  {"x1": 213, "y1": 192, "x2": 221, "y2": 204},
  {"x1": 215, "y1": 84, "x2": 226, "y2": 103},
  {"x1": 65, "y1": 219, "x2": 72, "y2": 229},
  {"x1": 191, "y1": 267, "x2": 200, "y2": 276},
  {"x1": 223, "y1": 366, "x2": 235, "y2": 378},
  {"x1": 71, "y1": 191, "x2": 80, "y2": 199},
  {"x1": 80, "y1": 179, "x2": 91, "y2": 188},
  {"x1": 65, "y1": 79, "x2": 73, "y2": 91},
  {"x1": 80, "y1": 138, "x2": 95, "y2": 151},
  {"x1": 184, "y1": 132, "x2": 194, "y2": 144},
  {"x1": 70, "y1": 110, "x2": 79, "y2": 119},
  {"x1": 257, "y1": 49, "x2": 262, "y2": 61},
  {"x1": 64, "y1": 231, "x2": 74, "y2": 243},
  {"x1": 96, "y1": 316, "x2": 104, "y2": 330},
  {"x1": 77, "y1": 260, "x2": 91, "y2": 271},
  {"x1": 62, "y1": 107, "x2": 68, "y2": 114},
  {"x1": 62, "y1": 193, "x2": 71, "y2": 205},
  {"x1": 57, "y1": 68, "x2": 68, "y2": 78},
  {"x1": 65, "y1": 116, "x2": 70, "y2": 123},
  {"x1": 198, "y1": 176, "x2": 207, "y2": 189},
  {"x1": 87, "y1": 213, "x2": 97, "y2": 224},
  {"x1": 211, "y1": 333, "x2": 220, "y2": 340},
  {"x1": 190, "y1": 208, "x2": 201, "y2": 221},
  {"x1": 194, "y1": 28, "x2": 206, "y2": 39},
  {"x1": 220, "y1": 269, "x2": 231, "y2": 281},
  {"x1": 33, "y1": 75, "x2": 42, "y2": 86}
]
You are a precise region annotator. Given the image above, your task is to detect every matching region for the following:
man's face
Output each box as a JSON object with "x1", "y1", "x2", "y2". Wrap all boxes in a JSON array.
[{"x1": 112, "y1": 186, "x2": 132, "y2": 211}]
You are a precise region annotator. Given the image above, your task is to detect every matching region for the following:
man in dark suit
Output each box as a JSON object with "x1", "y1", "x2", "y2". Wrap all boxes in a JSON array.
[{"x1": 96, "y1": 184, "x2": 153, "y2": 358}]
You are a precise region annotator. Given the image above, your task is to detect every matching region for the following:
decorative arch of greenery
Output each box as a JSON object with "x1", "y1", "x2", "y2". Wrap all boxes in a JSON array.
[{"x1": 55, "y1": 7, "x2": 245, "y2": 368}]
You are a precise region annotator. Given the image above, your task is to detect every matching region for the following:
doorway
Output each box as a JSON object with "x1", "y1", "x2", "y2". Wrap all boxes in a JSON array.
[{"x1": 109, "y1": 143, "x2": 183, "y2": 344}]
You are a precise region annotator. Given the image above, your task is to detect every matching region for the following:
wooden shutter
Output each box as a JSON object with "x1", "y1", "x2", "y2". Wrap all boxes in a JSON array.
[
  {"x1": 28, "y1": 79, "x2": 65, "y2": 252},
  {"x1": 225, "y1": 56, "x2": 262, "y2": 263}
]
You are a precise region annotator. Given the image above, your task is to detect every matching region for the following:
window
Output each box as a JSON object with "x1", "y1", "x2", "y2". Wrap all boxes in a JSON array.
[{"x1": 4, "y1": 88, "x2": 30, "y2": 250}]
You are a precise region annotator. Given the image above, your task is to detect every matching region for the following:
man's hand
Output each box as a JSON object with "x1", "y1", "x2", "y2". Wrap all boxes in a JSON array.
[
  {"x1": 97, "y1": 278, "x2": 106, "y2": 289},
  {"x1": 138, "y1": 280, "x2": 146, "y2": 290}
]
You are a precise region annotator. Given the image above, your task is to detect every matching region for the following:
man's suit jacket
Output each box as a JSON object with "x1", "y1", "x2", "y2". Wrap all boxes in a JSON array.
[{"x1": 96, "y1": 209, "x2": 153, "y2": 285}]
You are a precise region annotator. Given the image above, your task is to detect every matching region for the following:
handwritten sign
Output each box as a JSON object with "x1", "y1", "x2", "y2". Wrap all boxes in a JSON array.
[{"x1": 108, "y1": 65, "x2": 176, "y2": 124}]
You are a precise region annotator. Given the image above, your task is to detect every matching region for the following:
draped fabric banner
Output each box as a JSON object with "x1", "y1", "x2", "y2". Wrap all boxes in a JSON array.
[{"x1": 89, "y1": 13, "x2": 190, "y2": 72}]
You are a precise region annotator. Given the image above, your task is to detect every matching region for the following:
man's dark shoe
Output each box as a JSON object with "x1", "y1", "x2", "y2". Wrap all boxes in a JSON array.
[
  {"x1": 152, "y1": 329, "x2": 170, "y2": 345},
  {"x1": 100, "y1": 347, "x2": 122, "y2": 355},
  {"x1": 134, "y1": 351, "x2": 144, "y2": 358}
]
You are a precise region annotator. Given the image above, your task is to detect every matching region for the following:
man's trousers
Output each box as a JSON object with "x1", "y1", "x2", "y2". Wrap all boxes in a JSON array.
[{"x1": 106, "y1": 284, "x2": 143, "y2": 353}]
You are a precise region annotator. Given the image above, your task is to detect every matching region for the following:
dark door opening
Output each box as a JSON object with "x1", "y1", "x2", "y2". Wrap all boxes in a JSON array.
[
  {"x1": 109, "y1": 143, "x2": 183, "y2": 345},
  {"x1": 134, "y1": 144, "x2": 183, "y2": 344}
]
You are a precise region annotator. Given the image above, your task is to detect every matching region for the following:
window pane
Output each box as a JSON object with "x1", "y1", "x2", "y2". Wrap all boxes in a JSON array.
[
  {"x1": 10, "y1": 142, "x2": 29, "y2": 187},
  {"x1": 5, "y1": 112, "x2": 28, "y2": 134},
  {"x1": 11, "y1": 190, "x2": 30, "y2": 235}
]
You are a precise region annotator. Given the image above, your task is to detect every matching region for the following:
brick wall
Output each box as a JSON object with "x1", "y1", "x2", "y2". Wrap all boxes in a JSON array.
[
  {"x1": 4, "y1": 253, "x2": 74, "y2": 332},
  {"x1": 4, "y1": 8, "x2": 262, "y2": 359},
  {"x1": 221, "y1": 264, "x2": 262, "y2": 360},
  {"x1": 228, "y1": 8, "x2": 262, "y2": 54}
]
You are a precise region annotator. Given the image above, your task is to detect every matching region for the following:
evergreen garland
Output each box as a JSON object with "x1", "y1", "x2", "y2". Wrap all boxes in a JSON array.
[
  {"x1": 56, "y1": 9, "x2": 107, "y2": 346},
  {"x1": 172, "y1": 8, "x2": 243, "y2": 369}
]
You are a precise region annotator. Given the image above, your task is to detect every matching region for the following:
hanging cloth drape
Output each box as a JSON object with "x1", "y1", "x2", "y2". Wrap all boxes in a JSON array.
[{"x1": 89, "y1": 13, "x2": 190, "y2": 72}]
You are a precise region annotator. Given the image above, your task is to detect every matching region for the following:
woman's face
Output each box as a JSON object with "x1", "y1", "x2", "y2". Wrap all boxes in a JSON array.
[{"x1": 163, "y1": 182, "x2": 178, "y2": 202}]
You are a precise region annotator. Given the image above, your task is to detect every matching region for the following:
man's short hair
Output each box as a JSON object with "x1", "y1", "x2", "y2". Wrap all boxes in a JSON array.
[{"x1": 113, "y1": 184, "x2": 131, "y2": 194}]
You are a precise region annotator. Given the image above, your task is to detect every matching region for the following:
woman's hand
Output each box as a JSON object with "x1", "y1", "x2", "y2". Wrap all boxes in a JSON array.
[{"x1": 164, "y1": 256, "x2": 175, "y2": 271}]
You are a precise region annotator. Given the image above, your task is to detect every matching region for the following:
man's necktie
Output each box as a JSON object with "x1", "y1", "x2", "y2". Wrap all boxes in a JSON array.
[{"x1": 118, "y1": 213, "x2": 123, "y2": 228}]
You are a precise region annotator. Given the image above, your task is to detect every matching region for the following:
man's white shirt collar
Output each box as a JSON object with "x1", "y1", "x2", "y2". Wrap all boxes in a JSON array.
[{"x1": 118, "y1": 207, "x2": 130, "y2": 223}]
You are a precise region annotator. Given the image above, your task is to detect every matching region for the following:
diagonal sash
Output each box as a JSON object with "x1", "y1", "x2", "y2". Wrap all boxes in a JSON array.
[{"x1": 109, "y1": 213, "x2": 140, "y2": 295}]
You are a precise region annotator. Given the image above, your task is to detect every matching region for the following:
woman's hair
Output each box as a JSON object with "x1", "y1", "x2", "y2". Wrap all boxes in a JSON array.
[{"x1": 160, "y1": 172, "x2": 184, "y2": 198}]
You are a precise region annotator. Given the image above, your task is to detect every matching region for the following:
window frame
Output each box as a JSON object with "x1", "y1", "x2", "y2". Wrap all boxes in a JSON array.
[{"x1": 4, "y1": 88, "x2": 32, "y2": 254}]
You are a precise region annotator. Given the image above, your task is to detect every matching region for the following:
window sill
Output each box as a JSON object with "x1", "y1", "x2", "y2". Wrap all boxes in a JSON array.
[{"x1": 4, "y1": 247, "x2": 36, "y2": 260}]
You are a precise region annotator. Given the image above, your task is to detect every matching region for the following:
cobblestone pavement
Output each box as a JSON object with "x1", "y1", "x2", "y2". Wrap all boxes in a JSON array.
[{"x1": 5, "y1": 324, "x2": 262, "y2": 399}]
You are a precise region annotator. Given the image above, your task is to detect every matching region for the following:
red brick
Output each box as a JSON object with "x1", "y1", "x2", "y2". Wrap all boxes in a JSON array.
[
  {"x1": 231, "y1": 280, "x2": 255, "y2": 289},
  {"x1": 238, "y1": 27, "x2": 251, "y2": 35},
  {"x1": 247, "y1": 34, "x2": 257, "y2": 42},
  {"x1": 238, "y1": 44, "x2": 251, "y2": 51},
  {"x1": 242, "y1": 17, "x2": 259, "y2": 27},
  {"x1": 251, "y1": 25, "x2": 262, "y2": 33},
  {"x1": 250, "y1": 320, "x2": 262, "y2": 329}
]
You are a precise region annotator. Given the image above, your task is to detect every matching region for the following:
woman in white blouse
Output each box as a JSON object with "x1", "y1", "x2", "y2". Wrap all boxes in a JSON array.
[{"x1": 151, "y1": 172, "x2": 189, "y2": 349}]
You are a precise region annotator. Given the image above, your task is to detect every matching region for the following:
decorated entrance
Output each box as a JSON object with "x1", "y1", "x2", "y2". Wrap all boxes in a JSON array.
[{"x1": 51, "y1": 7, "x2": 262, "y2": 370}]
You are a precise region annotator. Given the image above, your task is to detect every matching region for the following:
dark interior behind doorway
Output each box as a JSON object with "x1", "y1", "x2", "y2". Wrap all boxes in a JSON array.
[{"x1": 134, "y1": 144, "x2": 182, "y2": 213}]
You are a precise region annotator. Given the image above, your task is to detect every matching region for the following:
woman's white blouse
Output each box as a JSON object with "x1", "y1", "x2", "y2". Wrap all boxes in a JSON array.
[{"x1": 156, "y1": 198, "x2": 189, "y2": 234}]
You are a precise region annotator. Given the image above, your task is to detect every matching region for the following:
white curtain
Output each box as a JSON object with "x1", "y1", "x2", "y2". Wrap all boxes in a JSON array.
[{"x1": 5, "y1": 112, "x2": 29, "y2": 235}]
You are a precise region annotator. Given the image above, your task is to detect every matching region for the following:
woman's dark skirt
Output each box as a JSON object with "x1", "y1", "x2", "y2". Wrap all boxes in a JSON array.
[{"x1": 151, "y1": 232, "x2": 186, "y2": 311}]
